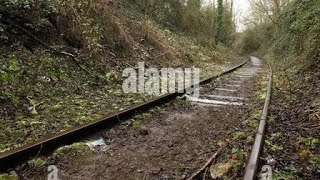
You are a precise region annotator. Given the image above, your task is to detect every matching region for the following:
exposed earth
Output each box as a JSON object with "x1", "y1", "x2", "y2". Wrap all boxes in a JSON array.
[{"x1": 15, "y1": 58, "x2": 271, "y2": 180}]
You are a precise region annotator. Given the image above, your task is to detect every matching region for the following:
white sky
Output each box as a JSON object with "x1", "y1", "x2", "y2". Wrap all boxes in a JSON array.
[
  {"x1": 234, "y1": 0, "x2": 251, "y2": 31},
  {"x1": 203, "y1": 0, "x2": 251, "y2": 32}
]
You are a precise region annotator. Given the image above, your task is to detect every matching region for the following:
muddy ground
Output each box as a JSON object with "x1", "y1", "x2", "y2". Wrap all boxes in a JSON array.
[{"x1": 15, "y1": 61, "x2": 269, "y2": 180}]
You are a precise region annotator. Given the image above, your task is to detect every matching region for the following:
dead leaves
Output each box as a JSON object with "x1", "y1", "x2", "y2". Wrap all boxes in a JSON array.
[{"x1": 209, "y1": 160, "x2": 237, "y2": 179}]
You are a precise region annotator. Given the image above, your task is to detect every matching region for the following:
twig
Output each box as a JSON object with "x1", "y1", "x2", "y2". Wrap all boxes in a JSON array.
[
  {"x1": 203, "y1": 167, "x2": 208, "y2": 180},
  {"x1": 27, "y1": 96, "x2": 44, "y2": 115},
  {"x1": 187, "y1": 148, "x2": 223, "y2": 180}
]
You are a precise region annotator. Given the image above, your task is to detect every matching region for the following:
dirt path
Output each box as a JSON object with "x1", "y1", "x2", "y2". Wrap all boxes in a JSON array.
[{"x1": 19, "y1": 58, "x2": 268, "y2": 180}]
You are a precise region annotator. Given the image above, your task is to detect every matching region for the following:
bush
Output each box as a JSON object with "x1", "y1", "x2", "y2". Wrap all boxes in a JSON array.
[{"x1": 272, "y1": 0, "x2": 320, "y2": 70}]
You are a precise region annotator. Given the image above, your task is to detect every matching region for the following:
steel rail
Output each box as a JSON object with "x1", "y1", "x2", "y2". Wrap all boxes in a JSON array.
[
  {"x1": 0, "y1": 61, "x2": 247, "y2": 171},
  {"x1": 243, "y1": 63, "x2": 273, "y2": 180}
]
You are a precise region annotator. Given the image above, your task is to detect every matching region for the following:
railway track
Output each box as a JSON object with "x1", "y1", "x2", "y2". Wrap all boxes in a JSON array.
[
  {"x1": 244, "y1": 63, "x2": 273, "y2": 180},
  {"x1": 0, "y1": 57, "x2": 273, "y2": 180},
  {"x1": 0, "y1": 60, "x2": 247, "y2": 171}
]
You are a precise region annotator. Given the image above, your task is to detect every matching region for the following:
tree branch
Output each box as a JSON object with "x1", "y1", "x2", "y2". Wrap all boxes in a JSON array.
[{"x1": 0, "y1": 18, "x2": 91, "y2": 74}]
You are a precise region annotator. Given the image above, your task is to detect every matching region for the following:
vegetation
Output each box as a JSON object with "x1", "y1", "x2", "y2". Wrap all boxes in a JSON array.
[
  {"x1": 236, "y1": 0, "x2": 320, "y2": 178},
  {"x1": 131, "y1": 0, "x2": 236, "y2": 46},
  {"x1": 0, "y1": 0, "x2": 319, "y2": 178},
  {"x1": 236, "y1": 0, "x2": 319, "y2": 72},
  {"x1": 0, "y1": 0, "x2": 239, "y2": 152}
]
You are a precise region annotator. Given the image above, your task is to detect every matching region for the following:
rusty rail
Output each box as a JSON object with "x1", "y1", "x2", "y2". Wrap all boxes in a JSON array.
[
  {"x1": 243, "y1": 64, "x2": 273, "y2": 180},
  {"x1": 0, "y1": 61, "x2": 247, "y2": 171}
]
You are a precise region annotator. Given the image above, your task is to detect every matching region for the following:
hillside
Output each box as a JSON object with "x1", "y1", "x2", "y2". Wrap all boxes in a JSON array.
[{"x1": 0, "y1": 0, "x2": 239, "y2": 152}]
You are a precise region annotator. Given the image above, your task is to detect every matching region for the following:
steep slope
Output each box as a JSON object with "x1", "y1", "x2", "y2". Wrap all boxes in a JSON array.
[{"x1": 0, "y1": 0, "x2": 239, "y2": 152}]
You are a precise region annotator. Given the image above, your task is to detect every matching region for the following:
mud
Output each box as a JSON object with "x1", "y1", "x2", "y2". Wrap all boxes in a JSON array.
[{"x1": 17, "y1": 59, "x2": 268, "y2": 180}]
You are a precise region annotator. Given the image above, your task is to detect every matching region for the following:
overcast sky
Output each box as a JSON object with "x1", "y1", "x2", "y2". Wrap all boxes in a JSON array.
[
  {"x1": 203, "y1": 0, "x2": 251, "y2": 32},
  {"x1": 234, "y1": 0, "x2": 251, "y2": 31}
]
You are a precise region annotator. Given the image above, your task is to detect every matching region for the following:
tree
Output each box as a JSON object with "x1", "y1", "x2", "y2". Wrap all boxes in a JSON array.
[
  {"x1": 215, "y1": 0, "x2": 224, "y2": 43},
  {"x1": 248, "y1": 0, "x2": 291, "y2": 32}
]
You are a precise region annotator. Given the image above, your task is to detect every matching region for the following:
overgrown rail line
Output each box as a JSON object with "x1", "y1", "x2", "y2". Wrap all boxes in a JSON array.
[
  {"x1": 1, "y1": 58, "x2": 273, "y2": 179},
  {"x1": 244, "y1": 65, "x2": 273, "y2": 180},
  {"x1": 0, "y1": 61, "x2": 248, "y2": 171}
]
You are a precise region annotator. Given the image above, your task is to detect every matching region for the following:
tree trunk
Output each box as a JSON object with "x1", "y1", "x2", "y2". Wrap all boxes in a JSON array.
[{"x1": 215, "y1": 0, "x2": 224, "y2": 44}]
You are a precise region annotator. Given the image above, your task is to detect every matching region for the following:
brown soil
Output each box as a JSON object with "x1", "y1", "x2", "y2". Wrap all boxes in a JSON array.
[
  {"x1": 262, "y1": 66, "x2": 320, "y2": 179},
  {"x1": 16, "y1": 62, "x2": 268, "y2": 180}
]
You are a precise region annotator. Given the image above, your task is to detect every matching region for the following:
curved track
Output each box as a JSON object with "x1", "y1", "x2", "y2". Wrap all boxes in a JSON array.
[
  {"x1": 0, "y1": 61, "x2": 247, "y2": 171},
  {"x1": 1, "y1": 57, "x2": 273, "y2": 180}
]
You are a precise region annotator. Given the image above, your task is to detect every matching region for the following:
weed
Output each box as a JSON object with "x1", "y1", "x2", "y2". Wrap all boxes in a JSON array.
[
  {"x1": 271, "y1": 132, "x2": 283, "y2": 141},
  {"x1": 231, "y1": 148, "x2": 245, "y2": 173},
  {"x1": 265, "y1": 140, "x2": 284, "y2": 153},
  {"x1": 310, "y1": 154, "x2": 320, "y2": 164},
  {"x1": 248, "y1": 120, "x2": 259, "y2": 129},
  {"x1": 273, "y1": 166, "x2": 298, "y2": 180},
  {"x1": 233, "y1": 132, "x2": 246, "y2": 140}
]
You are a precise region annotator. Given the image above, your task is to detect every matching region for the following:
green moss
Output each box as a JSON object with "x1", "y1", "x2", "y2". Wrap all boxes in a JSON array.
[
  {"x1": 255, "y1": 88, "x2": 267, "y2": 100},
  {"x1": 53, "y1": 142, "x2": 93, "y2": 159},
  {"x1": 271, "y1": 132, "x2": 283, "y2": 140},
  {"x1": 233, "y1": 132, "x2": 246, "y2": 140},
  {"x1": 246, "y1": 136, "x2": 254, "y2": 144},
  {"x1": 299, "y1": 138, "x2": 320, "y2": 149},
  {"x1": 0, "y1": 172, "x2": 18, "y2": 180},
  {"x1": 248, "y1": 120, "x2": 259, "y2": 129},
  {"x1": 132, "y1": 120, "x2": 142, "y2": 129},
  {"x1": 28, "y1": 157, "x2": 47, "y2": 167}
]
